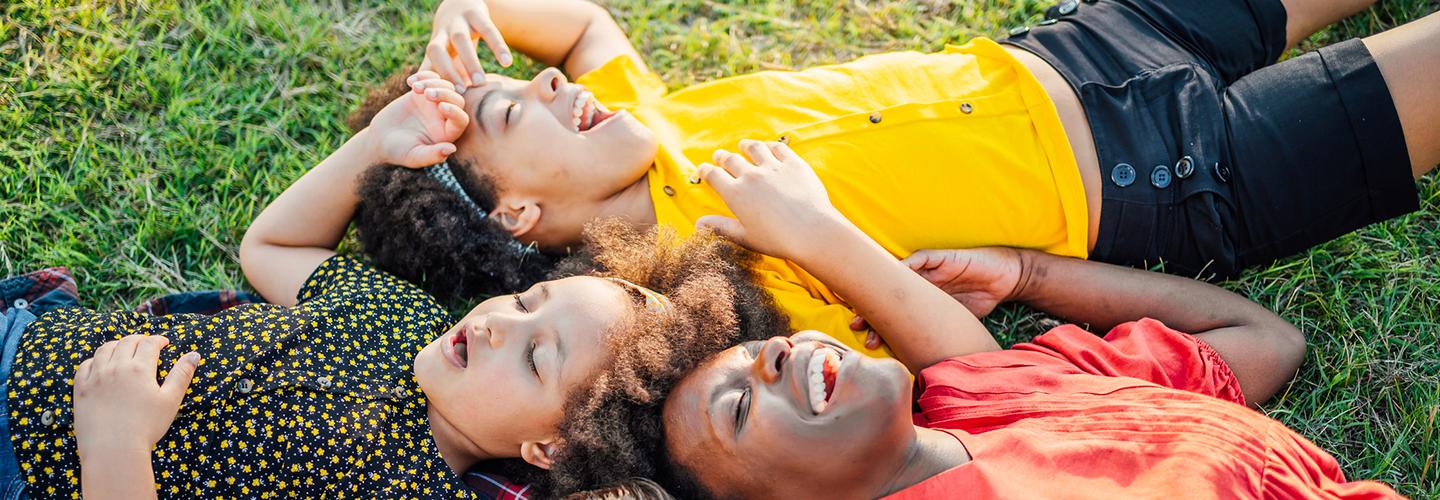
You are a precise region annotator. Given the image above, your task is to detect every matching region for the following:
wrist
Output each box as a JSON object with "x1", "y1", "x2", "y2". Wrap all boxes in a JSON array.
[
  {"x1": 1008, "y1": 249, "x2": 1045, "y2": 304},
  {"x1": 78, "y1": 438, "x2": 152, "y2": 465},
  {"x1": 786, "y1": 211, "x2": 864, "y2": 265}
]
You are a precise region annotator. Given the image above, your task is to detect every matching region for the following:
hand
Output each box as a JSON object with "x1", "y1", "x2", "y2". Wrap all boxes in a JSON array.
[
  {"x1": 422, "y1": 0, "x2": 514, "y2": 89},
  {"x1": 696, "y1": 140, "x2": 848, "y2": 260},
  {"x1": 850, "y1": 248, "x2": 1024, "y2": 348},
  {"x1": 368, "y1": 71, "x2": 471, "y2": 168},
  {"x1": 73, "y1": 335, "x2": 201, "y2": 461}
]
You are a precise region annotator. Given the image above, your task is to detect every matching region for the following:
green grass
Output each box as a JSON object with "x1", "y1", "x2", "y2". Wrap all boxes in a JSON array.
[{"x1": 2, "y1": 0, "x2": 1437, "y2": 494}]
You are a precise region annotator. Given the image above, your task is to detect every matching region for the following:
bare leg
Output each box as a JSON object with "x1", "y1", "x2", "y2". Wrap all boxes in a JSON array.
[
  {"x1": 1363, "y1": 11, "x2": 1440, "y2": 178},
  {"x1": 1279, "y1": 0, "x2": 1377, "y2": 49}
]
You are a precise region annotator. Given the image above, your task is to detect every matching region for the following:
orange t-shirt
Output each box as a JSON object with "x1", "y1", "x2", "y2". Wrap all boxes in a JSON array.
[{"x1": 888, "y1": 320, "x2": 1402, "y2": 499}]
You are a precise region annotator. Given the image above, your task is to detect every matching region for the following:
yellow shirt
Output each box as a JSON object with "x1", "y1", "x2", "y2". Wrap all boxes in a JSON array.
[{"x1": 577, "y1": 38, "x2": 1086, "y2": 356}]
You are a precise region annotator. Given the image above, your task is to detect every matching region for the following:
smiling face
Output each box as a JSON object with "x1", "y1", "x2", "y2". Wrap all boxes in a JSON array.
[
  {"x1": 413, "y1": 275, "x2": 636, "y2": 464},
  {"x1": 451, "y1": 68, "x2": 659, "y2": 248},
  {"x1": 661, "y1": 331, "x2": 916, "y2": 498}
]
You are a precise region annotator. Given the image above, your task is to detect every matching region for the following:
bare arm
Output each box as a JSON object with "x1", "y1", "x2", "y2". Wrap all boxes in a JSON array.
[
  {"x1": 241, "y1": 75, "x2": 469, "y2": 305},
  {"x1": 697, "y1": 140, "x2": 1000, "y2": 374},
  {"x1": 1010, "y1": 250, "x2": 1306, "y2": 406},
  {"x1": 424, "y1": 0, "x2": 646, "y2": 88}
]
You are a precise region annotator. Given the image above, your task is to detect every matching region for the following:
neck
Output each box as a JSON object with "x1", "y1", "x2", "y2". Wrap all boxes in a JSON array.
[
  {"x1": 594, "y1": 169, "x2": 657, "y2": 227},
  {"x1": 875, "y1": 426, "x2": 972, "y2": 497},
  {"x1": 427, "y1": 403, "x2": 500, "y2": 475}
]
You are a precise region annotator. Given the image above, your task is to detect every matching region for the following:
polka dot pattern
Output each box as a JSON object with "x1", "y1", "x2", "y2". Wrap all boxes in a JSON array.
[{"x1": 9, "y1": 256, "x2": 478, "y2": 498}]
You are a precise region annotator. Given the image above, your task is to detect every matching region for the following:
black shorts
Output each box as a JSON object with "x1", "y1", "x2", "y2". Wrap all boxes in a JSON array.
[{"x1": 1003, "y1": 0, "x2": 1418, "y2": 278}]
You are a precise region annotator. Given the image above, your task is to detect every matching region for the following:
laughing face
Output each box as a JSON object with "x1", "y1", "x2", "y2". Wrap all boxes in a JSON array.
[
  {"x1": 662, "y1": 331, "x2": 915, "y2": 498},
  {"x1": 451, "y1": 67, "x2": 659, "y2": 248},
  {"x1": 413, "y1": 276, "x2": 636, "y2": 464}
]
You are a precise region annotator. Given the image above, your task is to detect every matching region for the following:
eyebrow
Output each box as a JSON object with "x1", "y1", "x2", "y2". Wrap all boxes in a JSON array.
[{"x1": 474, "y1": 88, "x2": 499, "y2": 137}]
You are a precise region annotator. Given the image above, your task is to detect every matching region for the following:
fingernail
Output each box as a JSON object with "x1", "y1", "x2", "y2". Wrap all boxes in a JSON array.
[
  {"x1": 426, "y1": 88, "x2": 438, "y2": 98},
  {"x1": 185, "y1": 352, "x2": 201, "y2": 363},
  {"x1": 500, "y1": 53, "x2": 513, "y2": 66},
  {"x1": 454, "y1": 82, "x2": 466, "y2": 93},
  {"x1": 471, "y1": 72, "x2": 484, "y2": 85},
  {"x1": 406, "y1": 75, "x2": 417, "y2": 85}
]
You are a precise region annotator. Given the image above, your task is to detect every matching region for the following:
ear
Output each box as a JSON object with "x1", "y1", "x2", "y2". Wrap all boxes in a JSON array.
[
  {"x1": 489, "y1": 198, "x2": 541, "y2": 238},
  {"x1": 519, "y1": 439, "x2": 560, "y2": 470}
]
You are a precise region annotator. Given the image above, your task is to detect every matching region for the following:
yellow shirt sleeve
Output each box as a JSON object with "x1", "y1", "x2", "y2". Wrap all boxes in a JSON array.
[
  {"x1": 574, "y1": 55, "x2": 667, "y2": 109},
  {"x1": 763, "y1": 275, "x2": 893, "y2": 358}
]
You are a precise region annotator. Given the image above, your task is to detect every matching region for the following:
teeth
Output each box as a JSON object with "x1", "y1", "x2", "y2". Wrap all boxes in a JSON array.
[{"x1": 807, "y1": 348, "x2": 829, "y2": 414}]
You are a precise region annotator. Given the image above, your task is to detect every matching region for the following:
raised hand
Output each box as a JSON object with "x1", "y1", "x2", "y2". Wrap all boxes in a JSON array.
[
  {"x1": 422, "y1": 0, "x2": 514, "y2": 89},
  {"x1": 368, "y1": 71, "x2": 471, "y2": 168},
  {"x1": 696, "y1": 139, "x2": 848, "y2": 261}
]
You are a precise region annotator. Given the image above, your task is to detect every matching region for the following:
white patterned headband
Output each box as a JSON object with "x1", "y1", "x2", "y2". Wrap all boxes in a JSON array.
[
  {"x1": 425, "y1": 162, "x2": 537, "y2": 256},
  {"x1": 606, "y1": 278, "x2": 673, "y2": 315}
]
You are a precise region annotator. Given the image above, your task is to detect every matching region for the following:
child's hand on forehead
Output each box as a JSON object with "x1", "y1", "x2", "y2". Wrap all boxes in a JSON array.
[{"x1": 364, "y1": 71, "x2": 471, "y2": 168}]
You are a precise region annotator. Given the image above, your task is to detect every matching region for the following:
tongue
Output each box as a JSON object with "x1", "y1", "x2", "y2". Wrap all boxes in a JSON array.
[{"x1": 821, "y1": 352, "x2": 839, "y2": 401}]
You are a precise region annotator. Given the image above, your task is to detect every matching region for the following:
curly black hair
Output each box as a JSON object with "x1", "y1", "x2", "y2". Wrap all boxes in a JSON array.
[{"x1": 348, "y1": 67, "x2": 556, "y2": 304}]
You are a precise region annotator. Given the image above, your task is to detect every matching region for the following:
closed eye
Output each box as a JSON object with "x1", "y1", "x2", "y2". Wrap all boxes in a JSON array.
[
  {"x1": 505, "y1": 101, "x2": 517, "y2": 126},
  {"x1": 526, "y1": 341, "x2": 540, "y2": 381},
  {"x1": 513, "y1": 293, "x2": 529, "y2": 313},
  {"x1": 734, "y1": 387, "x2": 752, "y2": 435}
]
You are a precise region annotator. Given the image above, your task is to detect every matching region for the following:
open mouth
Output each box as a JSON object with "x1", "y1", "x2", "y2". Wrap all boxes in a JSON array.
[
  {"x1": 448, "y1": 327, "x2": 469, "y2": 369},
  {"x1": 570, "y1": 90, "x2": 618, "y2": 133},
  {"x1": 806, "y1": 346, "x2": 842, "y2": 414}
]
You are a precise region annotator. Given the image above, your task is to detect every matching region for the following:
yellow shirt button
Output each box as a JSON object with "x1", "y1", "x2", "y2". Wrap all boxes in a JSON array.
[
  {"x1": 868, "y1": 112, "x2": 882, "y2": 124},
  {"x1": 778, "y1": 135, "x2": 790, "y2": 144},
  {"x1": 960, "y1": 102, "x2": 974, "y2": 114},
  {"x1": 663, "y1": 186, "x2": 676, "y2": 196}
]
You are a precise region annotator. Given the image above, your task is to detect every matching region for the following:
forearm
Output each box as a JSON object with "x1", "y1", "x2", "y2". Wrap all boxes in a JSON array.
[
  {"x1": 1012, "y1": 251, "x2": 1306, "y2": 404},
  {"x1": 793, "y1": 219, "x2": 1000, "y2": 372},
  {"x1": 486, "y1": 0, "x2": 643, "y2": 76},
  {"x1": 80, "y1": 446, "x2": 158, "y2": 500},
  {"x1": 240, "y1": 129, "x2": 380, "y2": 305}
]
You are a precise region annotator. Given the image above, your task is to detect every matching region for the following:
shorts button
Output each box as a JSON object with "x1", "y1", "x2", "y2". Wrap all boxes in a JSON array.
[
  {"x1": 1046, "y1": 0, "x2": 1078, "y2": 19},
  {"x1": 1083, "y1": 0, "x2": 1098, "y2": 3},
  {"x1": 1214, "y1": 162, "x2": 1231, "y2": 183},
  {"x1": 238, "y1": 379, "x2": 254, "y2": 394},
  {"x1": 1110, "y1": 163, "x2": 1136, "y2": 187},
  {"x1": 40, "y1": 409, "x2": 54, "y2": 426},
  {"x1": 868, "y1": 112, "x2": 882, "y2": 124},
  {"x1": 1151, "y1": 165, "x2": 1172, "y2": 188},
  {"x1": 1009, "y1": 26, "x2": 1031, "y2": 37},
  {"x1": 959, "y1": 102, "x2": 974, "y2": 114},
  {"x1": 1174, "y1": 156, "x2": 1195, "y2": 179},
  {"x1": 1039, "y1": 19, "x2": 1058, "y2": 26},
  {"x1": 12, "y1": 299, "x2": 27, "y2": 310},
  {"x1": 663, "y1": 186, "x2": 676, "y2": 196}
]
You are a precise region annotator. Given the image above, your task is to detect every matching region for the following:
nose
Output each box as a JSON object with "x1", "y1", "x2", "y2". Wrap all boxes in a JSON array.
[
  {"x1": 751, "y1": 336, "x2": 793, "y2": 384},
  {"x1": 525, "y1": 67, "x2": 565, "y2": 102},
  {"x1": 475, "y1": 314, "x2": 534, "y2": 350}
]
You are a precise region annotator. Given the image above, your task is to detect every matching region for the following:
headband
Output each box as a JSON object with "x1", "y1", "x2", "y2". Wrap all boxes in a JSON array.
[
  {"x1": 425, "y1": 162, "x2": 538, "y2": 256},
  {"x1": 606, "y1": 278, "x2": 674, "y2": 315}
]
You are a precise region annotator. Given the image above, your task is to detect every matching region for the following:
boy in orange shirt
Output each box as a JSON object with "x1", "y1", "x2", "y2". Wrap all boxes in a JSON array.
[{"x1": 644, "y1": 141, "x2": 1402, "y2": 498}]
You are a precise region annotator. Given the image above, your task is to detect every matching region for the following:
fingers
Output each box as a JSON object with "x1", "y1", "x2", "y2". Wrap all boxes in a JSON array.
[
  {"x1": 864, "y1": 331, "x2": 885, "y2": 351},
  {"x1": 739, "y1": 139, "x2": 778, "y2": 165},
  {"x1": 408, "y1": 143, "x2": 459, "y2": 166},
  {"x1": 447, "y1": 19, "x2": 486, "y2": 86},
  {"x1": 696, "y1": 215, "x2": 747, "y2": 245},
  {"x1": 439, "y1": 102, "x2": 471, "y2": 135},
  {"x1": 426, "y1": 35, "x2": 466, "y2": 91},
  {"x1": 134, "y1": 335, "x2": 169, "y2": 363},
  {"x1": 93, "y1": 339, "x2": 119, "y2": 364},
  {"x1": 75, "y1": 358, "x2": 94, "y2": 386},
  {"x1": 768, "y1": 141, "x2": 797, "y2": 162},
  {"x1": 464, "y1": 9, "x2": 513, "y2": 67},
  {"x1": 161, "y1": 352, "x2": 202, "y2": 403},
  {"x1": 115, "y1": 334, "x2": 148, "y2": 360},
  {"x1": 849, "y1": 315, "x2": 869, "y2": 332},
  {"x1": 697, "y1": 162, "x2": 739, "y2": 192},
  {"x1": 712, "y1": 149, "x2": 753, "y2": 177},
  {"x1": 902, "y1": 250, "x2": 943, "y2": 272}
]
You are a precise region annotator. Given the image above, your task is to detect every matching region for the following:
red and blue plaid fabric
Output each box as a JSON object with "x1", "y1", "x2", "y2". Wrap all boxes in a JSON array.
[
  {"x1": 464, "y1": 471, "x2": 532, "y2": 500},
  {"x1": 0, "y1": 267, "x2": 79, "y2": 315}
]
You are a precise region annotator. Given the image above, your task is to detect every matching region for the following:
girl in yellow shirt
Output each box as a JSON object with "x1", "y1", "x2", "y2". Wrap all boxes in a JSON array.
[{"x1": 353, "y1": 0, "x2": 1440, "y2": 355}]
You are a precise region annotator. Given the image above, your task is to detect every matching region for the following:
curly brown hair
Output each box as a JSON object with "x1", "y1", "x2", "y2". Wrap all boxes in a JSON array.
[{"x1": 478, "y1": 222, "x2": 789, "y2": 498}]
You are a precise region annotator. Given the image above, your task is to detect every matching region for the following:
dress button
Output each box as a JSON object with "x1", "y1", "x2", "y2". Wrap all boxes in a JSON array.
[
  {"x1": 1151, "y1": 165, "x2": 1172, "y2": 188},
  {"x1": 237, "y1": 379, "x2": 254, "y2": 394},
  {"x1": 1174, "y1": 156, "x2": 1195, "y2": 179},
  {"x1": 1215, "y1": 162, "x2": 1231, "y2": 183},
  {"x1": 317, "y1": 376, "x2": 333, "y2": 389},
  {"x1": 777, "y1": 135, "x2": 790, "y2": 144},
  {"x1": 868, "y1": 112, "x2": 882, "y2": 124},
  {"x1": 1009, "y1": 26, "x2": 1031, "y2": 37},
  {"x1": 662, "y1": 186, "x2": 676, "y2": 196},
  {"x1": 391, "y1": 387, "x2": 407, "y2": 399},
  {"x1": 40, "y1": 409, "x2": 54, "y2": 426},
  {"x1": 959, "y1": 102, "x2": 974, "y2": 114},
  {"x1": 12, "y1": 299, "x2": 28, "y2": 310},
  {"x1": 1110, "y1": 163, "x2": 1136, "y2": 187}
]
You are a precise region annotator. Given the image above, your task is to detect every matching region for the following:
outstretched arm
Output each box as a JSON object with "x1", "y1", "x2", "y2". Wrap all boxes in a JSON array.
[
  {"x1": 423, "y1": 0, "x2": 646, "y2": 88},
  {"x1": 698, "y1": 140, "x2": 999, "y2": 374},
  {"x1": 240, "y1": 74, "x2": 469, "y2": 305}
]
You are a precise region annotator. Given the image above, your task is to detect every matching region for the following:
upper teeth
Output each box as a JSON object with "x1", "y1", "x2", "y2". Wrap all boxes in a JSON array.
[
  {"x1": 572, "y1": 90, "x2": 594, "y2": 132},
  {"x1": 807, "y1": 348, "x2": 834, "y2": 414}
]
